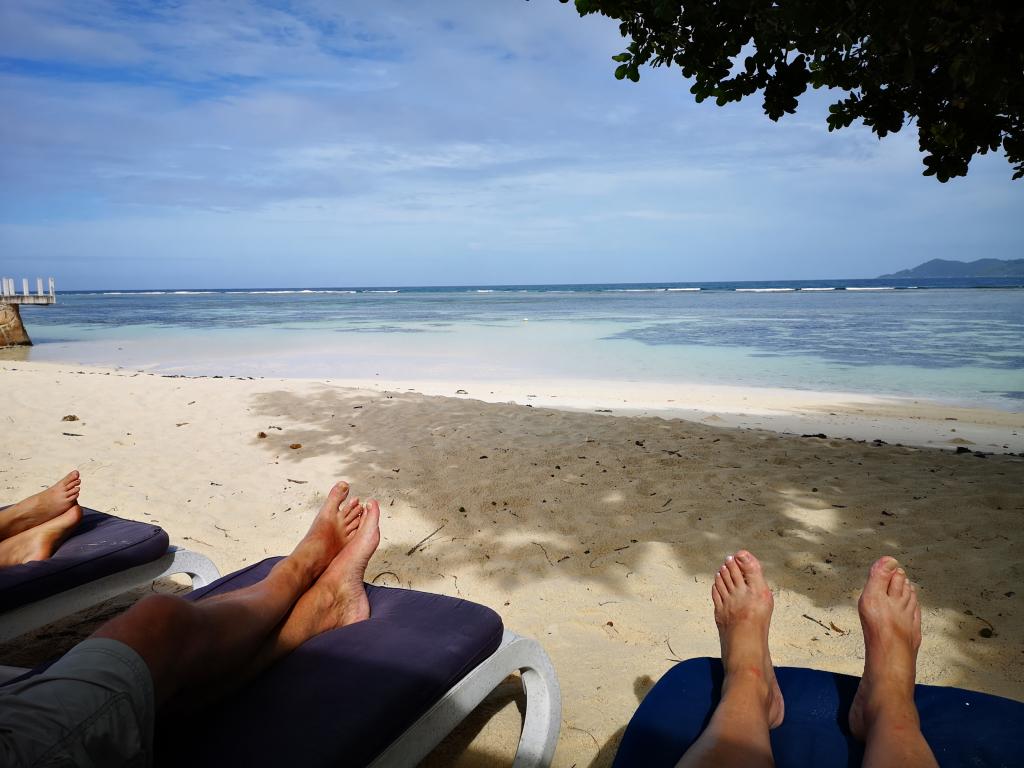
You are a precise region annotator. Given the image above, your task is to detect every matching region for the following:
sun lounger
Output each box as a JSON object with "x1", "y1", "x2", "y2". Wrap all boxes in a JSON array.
[
  {"x1": 155, "y1": 557, "x2": 561, "y2": 767},
  {"x1": 1, "y1": 556, "x2": 560, "y2": 767},
  {"x1": 612, "y1": 656, "x2": 1024, "y2": 767},
  {"x1": 0, "y1": 507, "x2": 220, "y2": 646}
]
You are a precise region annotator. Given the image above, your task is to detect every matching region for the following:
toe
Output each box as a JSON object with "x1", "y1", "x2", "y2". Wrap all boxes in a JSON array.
[
  {"x1": 712, "y1": 582, "x2": 724, "y2": 610},
  {"x1": 714, "y1": 571, "x2": 727, "y2": 597},
  {"x1": 326, "y1": 481, "x2": 350, "y2": 508},
  {"x1": 356, "y1": 500, "x2": 380, "y2": 542},
  {"x1": 734, "y1": 550, "x2": 769, "y2": 592},
  {"x1": 341, "y1": 498, "x2": 361, "y2": 522},
  {"x1": 899, "y1": 579, "x2": 914, "y2": 606},
  {"x1": 888, "y1": 568, "x2": 907, "y2": 598},
  {"x1": 865, "y1": 556, "x2": 899, "y2": 596},
  {"x1": 734, "y1": 550, "x2": 762, "y2": 575},
  {"x1": 724, "y1": 555, "x2": 744, "y2": 589},
  {"x1": 719, "y1": 562, "x2": 735, "y2": 591}
]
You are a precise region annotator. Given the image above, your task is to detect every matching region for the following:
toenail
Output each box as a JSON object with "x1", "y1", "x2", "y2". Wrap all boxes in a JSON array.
[
  {"x1": 726, "y1": 555, "x2": 734, "y2": 562},
  {"x1": 736, "y1": 553, "x2": 748, "y2": 562}
]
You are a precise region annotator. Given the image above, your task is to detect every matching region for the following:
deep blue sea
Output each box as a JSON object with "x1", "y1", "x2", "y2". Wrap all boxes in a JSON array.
[{"x1": 7, "y1": 277, "x2": 1024, "y2": 409}]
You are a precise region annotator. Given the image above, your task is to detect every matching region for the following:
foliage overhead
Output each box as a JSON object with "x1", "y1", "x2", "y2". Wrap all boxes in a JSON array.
[{"x1": 562, "y1": 0, "x2": 1024, "y2": 181}]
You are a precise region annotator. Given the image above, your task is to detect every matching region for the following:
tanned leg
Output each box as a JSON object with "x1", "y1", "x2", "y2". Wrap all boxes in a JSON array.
[
  {"x1": 93, "y1": 482, "x2": 365, "y2": 709},
  {"x1": 0, "y1": 470, "x2": 81, "y2": 539},
  {"x1": 677, "y1": 551, "x2": 783, "y2": 768},
  {"x1": 850, "y1": 557, "x2": 938, "y2": 768}
]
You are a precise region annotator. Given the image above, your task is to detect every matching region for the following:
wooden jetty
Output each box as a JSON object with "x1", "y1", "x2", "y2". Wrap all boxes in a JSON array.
[{"x1": 1, "y1": 277, "x2": 56, "y2": 347}]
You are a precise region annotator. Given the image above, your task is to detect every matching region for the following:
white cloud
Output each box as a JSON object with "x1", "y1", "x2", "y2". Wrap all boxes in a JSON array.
[{"x1": 0, "y1": 0, "x2": 1021, "y2": 288}]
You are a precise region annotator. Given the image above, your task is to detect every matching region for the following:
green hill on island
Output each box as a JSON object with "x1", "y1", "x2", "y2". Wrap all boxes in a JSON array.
[{"x1": 879, "y1": 258, "x2": 1024, "y2": 279}]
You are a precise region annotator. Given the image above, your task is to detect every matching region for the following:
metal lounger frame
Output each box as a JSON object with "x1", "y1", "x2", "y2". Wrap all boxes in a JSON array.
[{"x1": 369, "y1": 629, "x2": 561, "y2": 768}]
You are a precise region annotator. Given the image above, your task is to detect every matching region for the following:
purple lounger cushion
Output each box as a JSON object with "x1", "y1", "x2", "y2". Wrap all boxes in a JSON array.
[
  {"x1": 156, "y1": 557, "x2": 504, "y2": 768},
  {"x1": 0, "y1": 508, "x2": 169, "y2": 613}
]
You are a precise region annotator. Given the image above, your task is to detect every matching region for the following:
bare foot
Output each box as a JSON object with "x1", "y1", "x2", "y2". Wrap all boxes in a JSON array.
[
  {"x1": 0, "y1": 471, "x2": 81, "y2": 539},
  {"x1": 276, "y1": 481, "x2": 362, "y2": 588},
  {"x1": 0, "y1": 504, "x2": 83, "y2": 566},
  {"x1": 713, "y1": 550, "x2": 785, "y2": 728},
  {"x1": 849, "y1": 556, "x2": 923, "y2": 740},
  {"x1": 273, "y1": 498, "x2": 381, "y2": 654}
]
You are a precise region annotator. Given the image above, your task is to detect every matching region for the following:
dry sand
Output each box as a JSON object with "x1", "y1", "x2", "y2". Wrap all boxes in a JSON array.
[{"x1": 1, "y1": 360, "x2": 1022, "y2": 766}]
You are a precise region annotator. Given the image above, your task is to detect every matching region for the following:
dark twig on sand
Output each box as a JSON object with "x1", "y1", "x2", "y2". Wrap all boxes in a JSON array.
[
  {"x1": 666, "y1": 638, "x2": 684, "y2": 662},
  {"x1": 567, "y1": 725, "x2": 601, "y2": 759},
  {"x1": 802, "y1": 614, "x2": 832, "y2": 632},
  {"x1": 532, "y1": 541, "x2": 554, "y2": 566},
  {"x1": 406, "y1": 522, "x2": 447, "y2": 556}
]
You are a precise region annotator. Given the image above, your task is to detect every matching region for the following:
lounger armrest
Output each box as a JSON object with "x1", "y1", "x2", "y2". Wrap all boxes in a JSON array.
[
  {"x1": 162, "y1": 546, "x2": 220, "y2": 589},
  {"x1": 368, "y1": 629, "x2": 561, "y2": 768}
]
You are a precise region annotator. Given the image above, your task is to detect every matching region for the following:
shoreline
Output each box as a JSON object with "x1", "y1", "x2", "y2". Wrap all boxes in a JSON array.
[
  {"x1": 4, "y1": 360, "x2": 1021, "y2": 453},
  {"x1": 3, "y1": 360, "x2": 1023, "y2": 766}
]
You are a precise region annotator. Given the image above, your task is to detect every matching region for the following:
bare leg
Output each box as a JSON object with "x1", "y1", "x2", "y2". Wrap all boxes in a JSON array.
[
  {"x1": 850, "y1": 557, "x2": 938, "y2": 768},
  {"x1": 0, "y1": 504, "x2": 83, "y2": 566},
  {"x1": 0, "y1": 470, "x2": 81, "y2": 539},
  {"x1": 93, "y1": 481, "x2": 364, "y2": 708},
  {"x1": 677, "y1": 551, "x2": 784, "y2": 768}
]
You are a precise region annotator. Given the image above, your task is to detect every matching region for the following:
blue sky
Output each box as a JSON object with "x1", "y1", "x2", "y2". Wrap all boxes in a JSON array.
[{"x1": 1, "y1": 0, "x2": 1021, "y2": 289}]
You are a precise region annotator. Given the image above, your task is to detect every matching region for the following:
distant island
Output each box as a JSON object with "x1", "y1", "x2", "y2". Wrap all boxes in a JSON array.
[{"x1": 879, "y1": 258, "x2": 1024, "y2": 279}]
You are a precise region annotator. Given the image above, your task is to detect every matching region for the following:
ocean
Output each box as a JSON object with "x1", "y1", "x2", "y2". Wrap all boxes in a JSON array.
[{"x1": 6, "y1": 277, "x2": 1024, "y2": 409}]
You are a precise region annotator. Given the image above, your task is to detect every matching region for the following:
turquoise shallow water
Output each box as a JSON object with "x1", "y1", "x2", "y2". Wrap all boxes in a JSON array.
[{"x1": 6, "y1": 280, "x2": 1024, "y2": 410}]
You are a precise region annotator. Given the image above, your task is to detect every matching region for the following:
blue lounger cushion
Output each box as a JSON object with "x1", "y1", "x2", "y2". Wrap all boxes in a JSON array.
[
  {"x1": 155, "y1": 557, "x2": 505, "y2": 768},
  {"x1": 0, "y1": 508, "x2": 169, "y2": 612},
  {"x1": 613, "y1": 657, "x2": 1024, "y2": 768}
]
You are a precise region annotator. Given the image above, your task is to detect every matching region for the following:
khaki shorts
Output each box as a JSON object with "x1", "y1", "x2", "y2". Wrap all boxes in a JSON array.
[{"x1": 0, "y1": 637, "x2": 154, "y2": 768}]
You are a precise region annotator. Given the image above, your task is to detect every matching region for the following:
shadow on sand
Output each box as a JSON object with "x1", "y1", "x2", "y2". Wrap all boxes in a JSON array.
[{"x1": 247, "y1": 384, "x2": 1022, "y2": 766}]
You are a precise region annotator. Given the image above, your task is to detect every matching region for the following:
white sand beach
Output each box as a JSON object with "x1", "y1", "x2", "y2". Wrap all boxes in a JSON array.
[{"x1": 2, "y1": 360, "x2": 1022, "y2": 766}]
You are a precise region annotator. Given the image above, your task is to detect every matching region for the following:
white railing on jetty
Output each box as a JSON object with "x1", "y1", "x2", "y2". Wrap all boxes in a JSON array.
[{"x1": 1, "y1": 277, "x2": 56, "y2": 305}]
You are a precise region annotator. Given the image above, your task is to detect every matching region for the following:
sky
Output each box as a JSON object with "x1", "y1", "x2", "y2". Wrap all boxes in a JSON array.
[{"x1": 1, "y1": 0, "x2": 1022, "y2": 290}]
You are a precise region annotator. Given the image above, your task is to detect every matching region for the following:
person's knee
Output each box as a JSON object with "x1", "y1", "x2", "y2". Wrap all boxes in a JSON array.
[
  {"x1": 91, "y1": 593, "x2": 204, "y2": 705},
  {"x1": 97, "y1": 593, "x2": 199, "y2": 649},
  {"x1": 131, "y1": 594, "x2": 199, "y2": 636}
]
